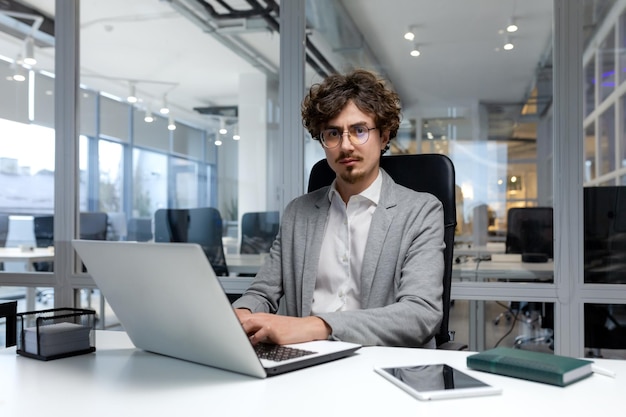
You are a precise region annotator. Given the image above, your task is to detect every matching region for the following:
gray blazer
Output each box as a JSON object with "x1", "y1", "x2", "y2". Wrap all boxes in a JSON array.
[{"x1": 233, "y1": 169, "x2": 445, "y2": 347}]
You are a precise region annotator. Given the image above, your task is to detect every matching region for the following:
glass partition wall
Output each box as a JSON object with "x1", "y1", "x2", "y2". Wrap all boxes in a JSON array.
[{"x1": 1, "y1": 0, "x2": 624, "y2": 357}]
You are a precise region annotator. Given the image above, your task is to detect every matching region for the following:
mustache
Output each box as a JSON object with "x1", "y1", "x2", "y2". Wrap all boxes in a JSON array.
[{"x1": 335, "y1": 152, "x2": 362, "y2": 163}]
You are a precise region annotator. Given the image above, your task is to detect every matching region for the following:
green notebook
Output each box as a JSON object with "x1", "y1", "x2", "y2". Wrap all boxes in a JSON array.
[{"x1": 466, "y1": 347, "x2": 594, "y2": 387}]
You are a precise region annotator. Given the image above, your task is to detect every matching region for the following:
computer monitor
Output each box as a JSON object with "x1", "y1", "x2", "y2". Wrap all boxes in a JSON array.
[{"x1": 584, "y1": 186, "x2": 626, "y2": 284}]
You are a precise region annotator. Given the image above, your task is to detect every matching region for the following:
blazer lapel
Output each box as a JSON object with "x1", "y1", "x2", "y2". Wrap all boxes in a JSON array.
[
  {"x1": 359, "y1": 171, "x2": 397, "y2": 306},
  {"x1": 300, "y1": 191, "x2": 331, "y2": 316}
]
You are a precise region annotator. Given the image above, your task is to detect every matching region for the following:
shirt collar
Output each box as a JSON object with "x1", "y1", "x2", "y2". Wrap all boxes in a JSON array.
[{"x1": 328, "y1": 168, "x2": 382, "y2": 205}]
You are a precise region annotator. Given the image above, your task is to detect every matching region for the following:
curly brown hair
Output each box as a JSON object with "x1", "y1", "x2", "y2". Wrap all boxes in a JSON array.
[{"x1": 301, "y1": 69, "x2": 402, "y2": 147}]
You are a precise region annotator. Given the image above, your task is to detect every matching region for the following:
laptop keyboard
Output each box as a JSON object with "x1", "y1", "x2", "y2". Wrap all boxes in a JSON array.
[{"x1": 254, "y1": 343, "x2": 316, "y2": 362}]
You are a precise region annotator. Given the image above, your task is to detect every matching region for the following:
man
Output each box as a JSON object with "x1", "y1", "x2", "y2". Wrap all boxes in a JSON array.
[{"x1": 233, "y1": 69, "x2": 444, "y2": 348}]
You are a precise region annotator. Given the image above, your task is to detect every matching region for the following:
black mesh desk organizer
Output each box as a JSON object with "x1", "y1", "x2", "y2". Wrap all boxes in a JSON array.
[{"x1": 16, "y1": 308, "x2": 96, "y2": 360}]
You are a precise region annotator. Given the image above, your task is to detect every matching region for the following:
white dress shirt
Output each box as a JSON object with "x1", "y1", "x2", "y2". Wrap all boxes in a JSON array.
[{"x1": 311, "y1": 170, "x2": 382, "y2": 314}]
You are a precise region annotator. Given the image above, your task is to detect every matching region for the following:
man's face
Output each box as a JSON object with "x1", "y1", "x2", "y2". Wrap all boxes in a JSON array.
[{"x1": 323, "y1": 100, "x2": 389, "y2": 199}]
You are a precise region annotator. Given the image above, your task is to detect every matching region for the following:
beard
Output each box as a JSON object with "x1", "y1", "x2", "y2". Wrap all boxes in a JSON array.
[{"x1": 336, "y1": 153, "x2": 364, "y2": 184}]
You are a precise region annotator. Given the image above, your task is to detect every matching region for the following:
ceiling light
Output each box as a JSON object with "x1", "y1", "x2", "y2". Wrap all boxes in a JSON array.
[
  {"x1": 215, "y1": 139, "x2": 223, "y2": 146},
  {"x1": 23, "y1": 37, "x2": 36, "y2": 66},
  {"x1": 219, "y1": 128, "x2": 227, "y2": 135},
  {"x1": 159, "y1": 95, "x2": 170, "y2": 115},
  {"x1": 233, "y1": 133, "x2": 240, "y2": 140},
  {"x1": 410, "y1": 44, "x2": 421, "y2": 57},
  {"x1": 127, "y1": 84, "x2": 138, "y2": 103},
  {"x1": 167, "y1": 115, "x2": 176, "y2": 130},
  {"x1": 503, "y1": 37, "x2": 514, "y2": 50},
  {"x1": 404, "y1": 29, "x2": 415, "y2": 41},
  {"x1": 12, "y1": 56, "x2": 26, "y2": 82},
  {"x1": 506, "y1": 18, "x2": 518, "y2": 33},
  {"x1": 144, "y1": 109, "x2": 154, "y2": 123}
]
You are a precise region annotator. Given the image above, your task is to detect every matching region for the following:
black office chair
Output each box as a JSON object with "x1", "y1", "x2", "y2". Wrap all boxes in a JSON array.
[
  {"x1": 126, "y1": 217, "x2": 153, "y2": 242},
  {"x1": 240, "y1": 211, "x2": 280, "y2": 254},
  {"x1": 0, "y1": 214, "x2": 8, "y2": 271},
  {"x1": 154, "y1": 207, "x2": 229, "y2": 276},
  {"x1": 33, "y1": 215, "x2": 55, "y2": 272},
  {"x1": 495, "y1": 207, "x2": 554, "y2": 347},
  {"x1": 33, "y1": 212, "x2": 109, "y2": 272},
  {"x1": 307, "y1": 154, "x2": 466, "y2": 350}
]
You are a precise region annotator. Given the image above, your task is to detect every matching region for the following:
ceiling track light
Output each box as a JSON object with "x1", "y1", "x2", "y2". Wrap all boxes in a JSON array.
[
  {"x1": 144, "y1": 108, "x2": 154, "y2": 123},
  {"x1": 410, "y1": 43, "x2": 421, "y2": 57},
  {"x1": 12, "y1": 55, "x2": 26, "y2": 82},
  {"x1": 159, "y1": 94, "x2": 170, "y2": 115},
  {"x1": 503, "y1": 36, "x2": 514, "y2": 51},
  {"x1": 23, "y1": 37, "x2": 36, "y2": 66},
  {"x1": 404, "y1": 29, "x2": 415, "y2": 41},
  {"x1": 127, "y1": 84, "x2": 138, "y2": 104},
  {"x1": 167, "y1": 115, "x2": 176, "y2": 131},
  {"x1": 506, "y1": 17, "x2": 518, "y2": 33}
]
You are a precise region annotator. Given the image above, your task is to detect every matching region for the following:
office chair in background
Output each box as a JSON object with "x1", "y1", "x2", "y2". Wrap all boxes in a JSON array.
[
  {"x1": 494, "y1": 207, "x2": 554, "y2": 349},
  {"x1": 154, "y1": 207, "x2": 229, "y2": 276},
  {"x1": 240, "y1": 211, "x2": 279, "y2": 254},
  {"x1": 0, "y1": 214, "x2": 8, "y2": 271},
  {"x1": 307, "y1": 154, "x2": 466, "y2": 350},
  {"x1": 126, "y1": 217, "x2": 153, "y2": 242}
]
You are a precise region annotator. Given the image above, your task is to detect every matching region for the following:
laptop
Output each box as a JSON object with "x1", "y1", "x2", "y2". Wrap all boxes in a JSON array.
[{"x1": 72, "y1": 240, "x2": 361, "y2": 378}]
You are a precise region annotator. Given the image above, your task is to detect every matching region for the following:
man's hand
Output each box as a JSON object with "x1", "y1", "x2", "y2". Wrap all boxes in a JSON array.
[{"x1": 238, "y1": 312, "x2": 331, "y2": 345}]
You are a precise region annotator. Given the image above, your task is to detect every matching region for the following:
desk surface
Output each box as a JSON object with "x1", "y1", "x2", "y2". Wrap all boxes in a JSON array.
[
  {"x1": 0, "y1": 247, "x2": 54, "y2": 262},
  {"x1": 1, "y1": 331, "x2": 624, "y2": 416}
]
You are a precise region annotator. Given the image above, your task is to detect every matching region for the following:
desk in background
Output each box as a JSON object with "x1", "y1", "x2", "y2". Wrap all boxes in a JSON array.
[
  {"x1": 0, "y1": 330, "x2": 624, "y2": 416},
  {"x1": 0, "y1": 247, "x2": 55, "y2": 311}
]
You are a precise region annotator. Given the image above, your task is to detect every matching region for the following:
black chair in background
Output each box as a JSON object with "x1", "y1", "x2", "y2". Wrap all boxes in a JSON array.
[
  {"x1": 0, "y1": 300, "x2": 17, "y2": 348},
  {"x1": 583, "y1": 186, "x2": 626, "y2": 354},
  {"x1": 33, "y1": 212, "x2": 109, "y2": 272},
  {"x1": 495, "y1": 207, "x2": 554, "y2": 347},
  {"x1": 154, "y1": 207, "x2": 229, "y2": 276},
  {"x1": 0, "y1": 214, "x2": 8, "y2": 271},
  {"x1": 307, "y1": 154, "x2": 466, "y2": 350},
  {"x1": 33, "y1": 215, "x2": 55, "y2": 272},
  {"x1": 126, "y1": 217, "x2": 153, "y2": 242},
  {"x1": 240, "y1": 211, "x2": 279, "y2": 254}
]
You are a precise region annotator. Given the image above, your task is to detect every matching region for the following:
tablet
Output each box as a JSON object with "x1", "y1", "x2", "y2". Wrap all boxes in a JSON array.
[{"x1": 374, "y1": 364, "x2": 502, "y2": 401}]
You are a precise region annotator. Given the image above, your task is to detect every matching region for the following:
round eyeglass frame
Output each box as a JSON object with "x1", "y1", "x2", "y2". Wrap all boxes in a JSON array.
[{"x1": 318, "y1": 125, "x2": 378, "y2": 149}]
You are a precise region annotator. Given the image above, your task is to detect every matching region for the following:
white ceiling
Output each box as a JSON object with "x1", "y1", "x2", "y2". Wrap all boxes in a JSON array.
[{"x1": 1, "y1": 0, "x2": 554, "y2": 133}]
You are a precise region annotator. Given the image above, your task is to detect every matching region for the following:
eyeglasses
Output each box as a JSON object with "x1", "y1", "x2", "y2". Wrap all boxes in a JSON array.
[{"x1": 319, "y1": 124, "x2": 377, "y2": 149}]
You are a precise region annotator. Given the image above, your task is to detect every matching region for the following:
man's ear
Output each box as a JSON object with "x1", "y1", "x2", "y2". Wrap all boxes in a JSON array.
[{"x1": 381, "y1": 131, "x2": 391, "y2": 150}]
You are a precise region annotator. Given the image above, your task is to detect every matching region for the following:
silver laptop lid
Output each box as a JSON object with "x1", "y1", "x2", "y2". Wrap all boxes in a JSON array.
[{"x1": 72, "y1": 240, "x2": 267, "y2": 378}]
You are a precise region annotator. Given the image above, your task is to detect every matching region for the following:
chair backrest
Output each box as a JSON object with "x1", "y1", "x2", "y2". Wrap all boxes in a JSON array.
[
  {"x1": 0, "y1": 214, "x2": 9, "y2": 247},
  {"x1": 240, "y1": 211, "x2": 280, "y2": 254},
  {"x1": 307, "y1": 154, "x2": 457, "y2": 348},
  {"x1": 80, "y1": 212, "x2": 109, "y2": 241},
  {"x1": 33, "y1": 215, "x2": 55, "y2": 248},
  {"x1": 154, "y1": 207, "x2": 229, "y2": 276},
  {"x1": 505, "y1": 207, "x2": 553, "y2": 258},
  {"x1": 127, "y1": 217, "x2": 153, "y2": 242},
  {"x1": 33, "y1": 212, "x2": 109, "y2": 245}
]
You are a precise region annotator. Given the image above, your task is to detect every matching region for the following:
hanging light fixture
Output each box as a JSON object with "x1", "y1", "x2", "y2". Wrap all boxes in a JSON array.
[
  {"x1": 506, "y1": 17, "x2": 518, "y2": 33},
  {"x1": 232, "y1": 124, "x2": 240, "y2": 140},
  {"x1": 12, "y1": 56, "x2": 26, "y2": 82},
  {"x1": 410, "y1": 43, "x2": 421, "y2": 57},
  {"x1": 503, "y1": 36, "x2": 514, "y2": 51},
  {"x1": 23, "y1": 37, "x2": 37, "y2": 66},
  {"x1": 159, "y1": 94, "x2": 170, "y2": 115},
  {"x1": 403, "y1": 28, "x2": 415, "y2": 41},
  {"x1": 167, "y1": 115, "x2": 176, "y2": 131},
  {"x1": 215, "y1": 139, "x2": 223, "y2": 146},
  {"x1": 144, "y1": 108, "x2": 154, "y2": 123},
  {"x1": 127, "y1": 83, "x2": 138, "y2": 103}
]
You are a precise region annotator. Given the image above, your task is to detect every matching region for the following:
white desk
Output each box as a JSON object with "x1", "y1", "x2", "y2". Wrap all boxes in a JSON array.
[
  {"x1": 225, "y1": 253, "x2": 267, "y2": 275},
  {"x1": 0, "y1": 247, "x2": 54, "y2": 311},
  {"x1": 1, "y1": 331, "x2": 624, "y2": 416}
]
